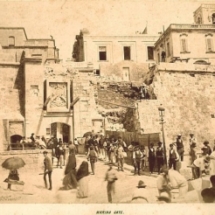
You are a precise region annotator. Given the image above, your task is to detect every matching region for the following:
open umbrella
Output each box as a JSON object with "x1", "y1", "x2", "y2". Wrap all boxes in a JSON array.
[
  {"x1": 83, "y1": 131, "x2": 92, "y2": 138},
  {"x1": 2, "y1": 157, "x2": 25, "y2": 170}
]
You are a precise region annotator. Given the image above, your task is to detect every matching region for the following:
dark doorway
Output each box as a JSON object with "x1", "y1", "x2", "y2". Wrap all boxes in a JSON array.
[{"x1": 50, "y1": 122, "x2": 70, "y2": 144}]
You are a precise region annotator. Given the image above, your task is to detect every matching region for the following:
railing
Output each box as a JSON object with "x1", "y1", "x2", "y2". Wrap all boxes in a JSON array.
[{"x1": 170, "y1": 24, "x2": 215, "y2": 29}]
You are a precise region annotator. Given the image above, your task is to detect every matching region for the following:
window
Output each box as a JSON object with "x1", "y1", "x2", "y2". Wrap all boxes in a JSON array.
[
  {"x1": 99, "y1": 46, "x2": 107, "y2": 61},
  {"x1": 212, "y1": 13, "x2": 215, "y2": 24},
  {"x1": 180, "y1": 38, "x2": 188, "y2": 52},
  {"x1": 8, "y1": 36, "x2": 15, "y2": 46},
  {"x1": 157, "y1": 53, "x2": 160, "y2": 63},
  {"x1": 123, "y1": 46, "x2": 131, "y2": 60},
  {"x1": 147, "y1": 47, "x2": 154, "y2": 60},
  {"x1": 206, "y1": 37, "x2": 213, "y2": 52},
  {"x1": 197, "y1": 16, "x2": 202, "y2": 24},
  {"x1": 167, "y1": 42, "x2": 170, "y2": 57}
]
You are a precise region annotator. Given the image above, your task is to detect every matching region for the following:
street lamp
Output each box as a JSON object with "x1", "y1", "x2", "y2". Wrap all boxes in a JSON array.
[{"x1": 158, "y1": 105, "x2": 167, "y2": 166}]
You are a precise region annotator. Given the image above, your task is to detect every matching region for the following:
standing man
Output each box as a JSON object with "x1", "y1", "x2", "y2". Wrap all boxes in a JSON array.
[
  {"x1": 43, "y1": 151, "x2": 53, "y2": 190},
  {"x1": 57, "y1": 142, "x2": 65, "y2": 168},
  {"x1": 176, "y1": 134, "x2": 184, "y2": 161},
  {"x1": 189, "y1": 134, "x2": 196, "y2": 148},
  {"x1": 168, "y1": 144, "x2": 180, "y2": 171},
  {"x1": 105, "y1": 164, "x2": 118, "y2": 203},
  {"x1": 140, "y1": 145, "x2": 146, "y2": 171},
  {"x1": 148, "y1": 143, "x2": 156, "y2": 174},
  {"x1": 87, "y1": 146, "x2": 98, "y2": 175},
  {"x1": 133, "y1": 145, "x2": 142, "y2": 175},
  {"x1": 116, "y1": 143, "x2": 124, "y2": 172},
  {"x1": 156, "y1": 142, "x2": 164, "y2": 174}
]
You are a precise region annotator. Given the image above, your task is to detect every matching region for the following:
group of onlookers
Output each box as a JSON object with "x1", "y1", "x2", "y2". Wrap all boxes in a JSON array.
[{"x1": 85, "y1": 135, "x2": 127, "y2": 173}]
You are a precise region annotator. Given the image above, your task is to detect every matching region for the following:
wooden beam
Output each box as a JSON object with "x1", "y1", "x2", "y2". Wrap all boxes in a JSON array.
[
  {"x1": 96, "y1": 99, "x2": 136, "y2": 109},
  {"x1": 70, "y1": 97, "x2": 80, "y2": 107}
]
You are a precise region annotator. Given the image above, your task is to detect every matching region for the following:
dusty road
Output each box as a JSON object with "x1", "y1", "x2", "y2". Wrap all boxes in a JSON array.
[{"x1": 0, "y1": 155, "x2": 159, "y2": 204}]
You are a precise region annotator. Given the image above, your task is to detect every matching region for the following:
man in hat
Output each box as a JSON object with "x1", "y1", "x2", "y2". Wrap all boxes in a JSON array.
[
  {"x1": 133, "y1": 145, "x2": 143, "y2": 175},
  {"x1": 131, "y1": 180, "x2": 149, "y2": 203},
  {"x1": 156, "y1": 142, "x2": 164, "y2": 174},
  {"x1": 168, "y1": 144, "x2": 180, "y2": 171},
  {"x1": 203, "y1": 141, "x2": 212, "y2": 155},
  {"x1": 104, "y1": 164, "x2": 118, "y2": 203},
  {"x1": 176, "y1": 134, "x2": 184, "y2": 161},
  {"x1": 148, "y1": 143, "x2": 156, "y2": 174},
  {"x1": 43, "y1": 151, "x2": 53, "y2": 190},
  {"x1": 161, "y1": 167, "x2": 188, "y2": 198}
]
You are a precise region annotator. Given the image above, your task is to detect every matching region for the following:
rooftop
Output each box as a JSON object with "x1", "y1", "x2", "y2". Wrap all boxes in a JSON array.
[{"x1": 155, "y1": 23, "x2": 215, "y2": 46}]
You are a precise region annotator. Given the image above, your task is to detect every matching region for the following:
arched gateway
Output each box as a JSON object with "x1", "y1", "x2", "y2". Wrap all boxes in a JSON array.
[{"x1": 50, "y1": 122, "x2": 70, "y2": 143}]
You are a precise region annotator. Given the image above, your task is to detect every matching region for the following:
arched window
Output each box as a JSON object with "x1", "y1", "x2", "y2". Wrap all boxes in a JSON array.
[
  {"x1": 8, "y1": 36, "x2": 15, "y2": 46},
  {"x1": 205, "y1": 34, "x2": 214, "y2": 52}
]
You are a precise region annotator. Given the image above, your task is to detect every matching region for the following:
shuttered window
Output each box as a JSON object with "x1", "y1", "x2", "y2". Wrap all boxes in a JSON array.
[
  {"x1": 181, "y1": 39, "x2": 187, "y2": 52},
  {"x1": 206, "y1": 38, "x2": 213, "y2": 52}
]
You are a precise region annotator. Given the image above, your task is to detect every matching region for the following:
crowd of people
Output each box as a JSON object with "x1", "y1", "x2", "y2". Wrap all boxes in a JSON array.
[{"x1": 6, "y1": 131, "x2": 215, "y2": 203}]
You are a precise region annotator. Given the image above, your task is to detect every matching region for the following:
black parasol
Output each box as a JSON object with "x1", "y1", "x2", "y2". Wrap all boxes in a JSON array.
[{"x1": 2, "y1": 157, "x2": 26, "y2": 170}]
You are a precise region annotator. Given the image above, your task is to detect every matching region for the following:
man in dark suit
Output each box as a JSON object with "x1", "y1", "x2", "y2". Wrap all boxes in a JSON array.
[
  {"x1": 156, "y1": 142, "x2": 164, "y2": 174},
  {"x1": 148, "y1": 143, "x2": 156, "y2": 174},
  {"x1": 43, "y1": 151, "x2": 53, "y2": 190}
]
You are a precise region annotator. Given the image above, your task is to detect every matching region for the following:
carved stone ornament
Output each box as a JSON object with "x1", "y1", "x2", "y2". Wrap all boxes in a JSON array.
[
  {"x1": 46, "y1": 80, "x2": 70, "y2": 112},
  {"x1": 49, "y1": 83, "x2": 67, "y2": 108}
]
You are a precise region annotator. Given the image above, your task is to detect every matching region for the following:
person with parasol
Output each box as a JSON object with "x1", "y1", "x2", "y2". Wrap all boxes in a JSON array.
[{"x1": 2, "y1": 157, "x2": 25, "y2": 190}]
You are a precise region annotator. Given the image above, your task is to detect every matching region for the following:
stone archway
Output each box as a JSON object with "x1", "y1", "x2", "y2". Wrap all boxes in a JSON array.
[{"x1": 50, "y1": 122, "x2": 70, "y2": 144}]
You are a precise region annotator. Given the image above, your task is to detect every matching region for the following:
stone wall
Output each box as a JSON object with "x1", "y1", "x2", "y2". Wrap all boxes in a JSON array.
[
  {"x1": 137, "y1": 67, "x2": 215, "y2": 152},
  {"x1": 100, "y1": 61, "x2": 150, "y2": 84},
  {"x1": 0, "y1": 62, "x2": 25, "y2": 150}
]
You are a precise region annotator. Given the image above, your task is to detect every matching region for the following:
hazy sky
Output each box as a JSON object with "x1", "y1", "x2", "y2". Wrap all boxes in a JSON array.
[{"x1": 0, "y1": 0, "x2": 214, "y2": 60}]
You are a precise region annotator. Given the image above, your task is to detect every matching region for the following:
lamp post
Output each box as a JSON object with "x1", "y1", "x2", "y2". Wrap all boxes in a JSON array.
[{"x1": 158, "y1": 106, "x2": 167, "y2": 166}]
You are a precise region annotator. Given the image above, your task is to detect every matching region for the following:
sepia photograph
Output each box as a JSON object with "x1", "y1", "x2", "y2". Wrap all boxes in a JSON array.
[{"x1": 0, "y1": 0, "x2": 215, "y2": 214}]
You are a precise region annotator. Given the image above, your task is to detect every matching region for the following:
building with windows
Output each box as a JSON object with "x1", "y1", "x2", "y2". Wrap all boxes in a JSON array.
[
  {"x1": 154, "y1": 4, "x2": 215, "y2": 65},
  {"x1": 0, "y1": 27, "x2": 59, "y2": 63},
  {"x1": 0, "y1": 27, "x2": 60, "y2": 151},
  {"x1": 194, "y1": 4, "x2": 215, "y2": 25},
  {"x1": 72, "y1": 30, "x2": 159, "y2": 81}
]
